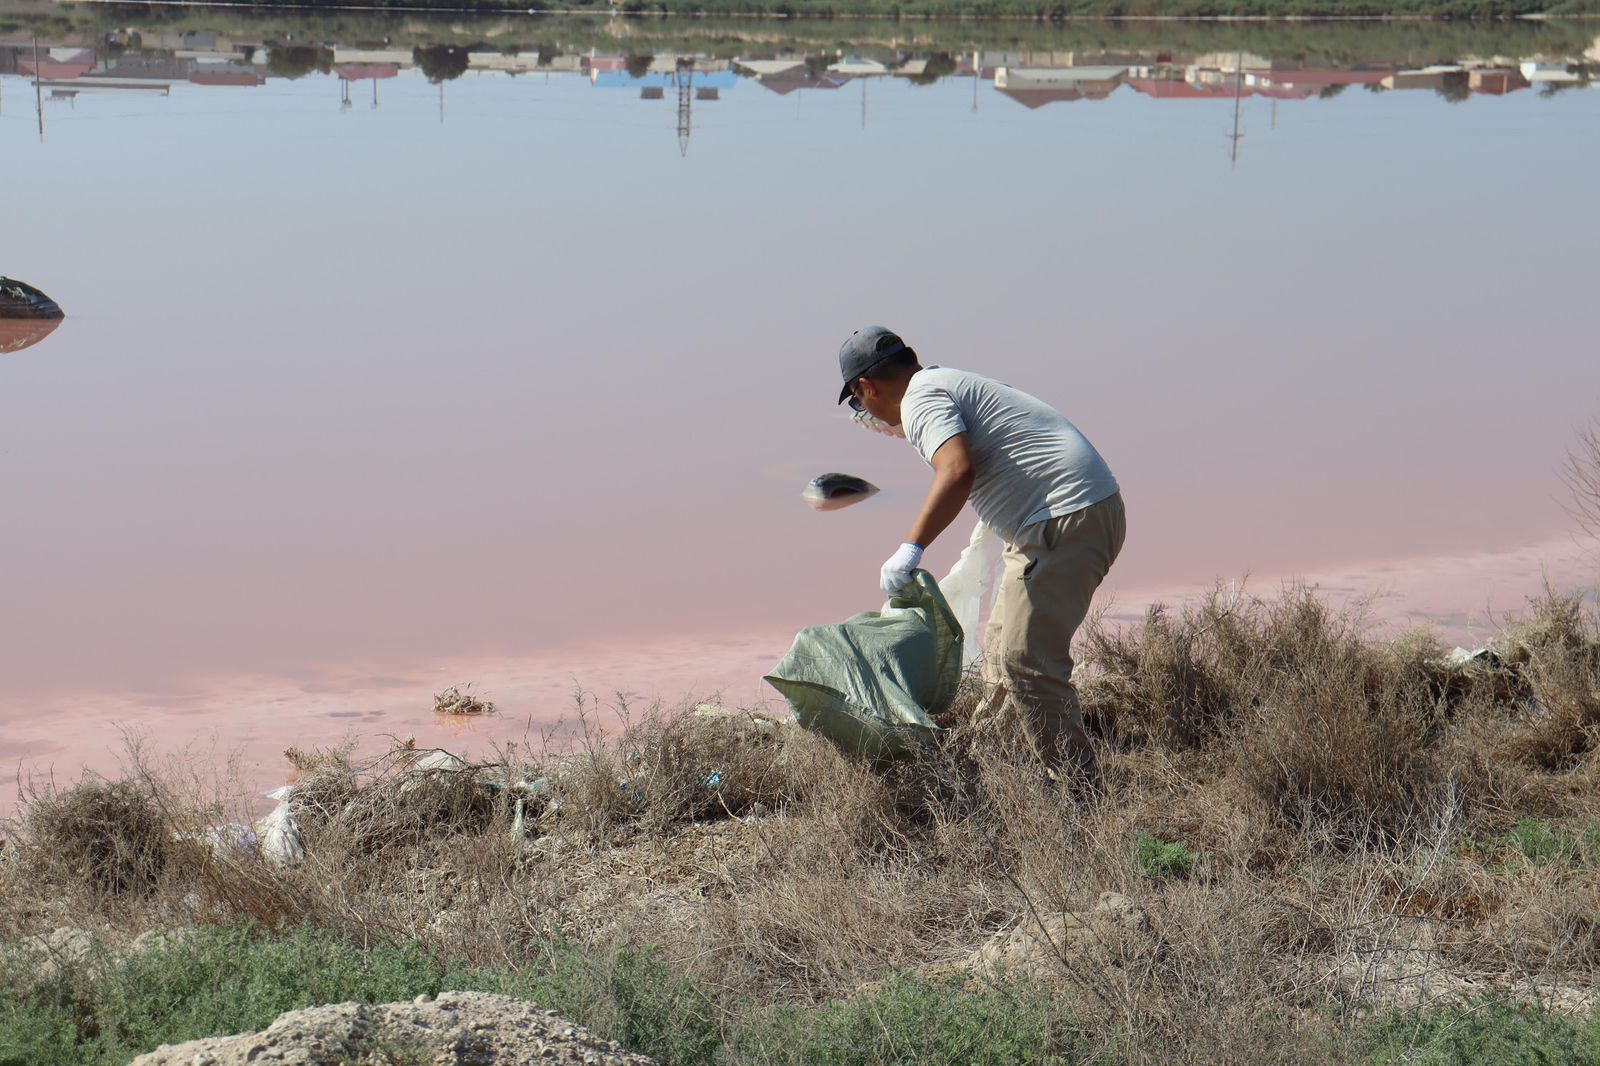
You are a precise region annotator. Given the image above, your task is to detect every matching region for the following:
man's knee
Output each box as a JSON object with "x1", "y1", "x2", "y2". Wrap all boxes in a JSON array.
[{"x1": 997, "y1": 642, "x2": 1076, "y2": 699}]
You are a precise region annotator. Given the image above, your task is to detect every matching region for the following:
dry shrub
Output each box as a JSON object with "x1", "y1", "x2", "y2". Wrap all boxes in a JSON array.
[
  {"x1": 547, "y1": 709, "x2": 856, "y2": 839},
  {"x1": 1499, "y1": 590, "x2": 1600, "y2": 770},
  {"x1": 1078, "y1": 585, "x2": 1383, "y2": 750},
  {"x1": 284, "y1": 748, "x2": 361, "y2": 824},
  {"x1": 314, "y1": 768, "x2": 499, "y2": 856},
  {"x1": 1078, "y1": 599, "x2": 1240, "y2": 747},
  {"x1": 1235, "y1": 667, "x2": 1445, "y2": 845},
  {"x1": 697, "y1": 835, "x2": 989, "y2": 1000},
  {"x1": 1081, "y1": 585, "x2": 1461, "y2": 844},
  {"x1": 180, "y1": 846, "x2": 326, "y2": 932},
  {"x1": 21, "y1": 774, "x2": 169, "y2": 897},
  {"x1": 1074, "y1": 882, "x2": 1336, "y2": 1065},
  {"x1": 679, "y1": 775, "x2": 998, "y2": 1002}
]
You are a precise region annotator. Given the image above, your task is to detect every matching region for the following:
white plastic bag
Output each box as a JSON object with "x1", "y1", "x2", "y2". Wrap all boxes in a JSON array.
[
  {"x1": 938, "y1": 520, "x2": 1005, "y2": 667},
  {"x1": 257, "y1": 785, "x2": 305, "y2": 868}
]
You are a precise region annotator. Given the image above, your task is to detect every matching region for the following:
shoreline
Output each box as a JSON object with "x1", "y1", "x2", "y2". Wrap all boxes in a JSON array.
[{"x1": 3, "y1": 530, "x2": 1591, "y2": 816}]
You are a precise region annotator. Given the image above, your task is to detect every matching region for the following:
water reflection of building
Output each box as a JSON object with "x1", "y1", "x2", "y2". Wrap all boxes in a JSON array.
[
  {"x1": 1383, "y1": 66, "x2": 1464, "y2": 91},
  {"x1": 188, "y1": 64, "x2": 265, "y2": 87},
  {"x1": 994, "y1": 65, "x2": 1125, "y2": 107},
  {"x1": 18, "y1": 46, "x2": 96, "y2": 80},
  {"x1": 1468, "y1": 68, "x2": 1530, "y2": 95},
  {"x1": 735, "y1": 59, "x2": 848, "y2": 95},
  {"x1": 3, "y1": 29, "x2": 1593, "y2": 137}
]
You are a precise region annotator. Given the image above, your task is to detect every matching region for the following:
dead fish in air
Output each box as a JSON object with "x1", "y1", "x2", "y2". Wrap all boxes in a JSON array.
[
  {"x1": 0, "y1": 277, "x2": 64, "y2": 320},
  {"x1": 803, "y1": 473, "x2": 879, "y2": 512}
]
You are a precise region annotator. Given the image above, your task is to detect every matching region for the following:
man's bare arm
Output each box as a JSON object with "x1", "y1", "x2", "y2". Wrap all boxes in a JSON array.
[{"x1": 907, "y1": 433, "x2": 975, "y2": 548}]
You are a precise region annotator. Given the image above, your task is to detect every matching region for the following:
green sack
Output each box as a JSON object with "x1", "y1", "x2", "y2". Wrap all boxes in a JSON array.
[{"x1": 764, "y1": 570, "x2": 963, "y2": 760}]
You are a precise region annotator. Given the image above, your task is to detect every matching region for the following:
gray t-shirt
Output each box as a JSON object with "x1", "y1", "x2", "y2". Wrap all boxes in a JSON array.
[{"x1": 901, "y1": 367, "x2": 1119, "y2": 543}]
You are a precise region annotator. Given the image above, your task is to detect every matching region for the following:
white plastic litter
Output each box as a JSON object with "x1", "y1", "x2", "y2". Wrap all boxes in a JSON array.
[
  {"x1": 257, "y1": 785, "x2": 305, "y2": 868},
  {"x1": 201, "y1": 823, "x2": 259, "y2": 856},
  {"x1": 173, "y1": 822, "x2": 259, "y2": 859},
  {"x1": 938, "y1": 519, "x2": 1005, "y2": 667},
  {"x1": 412, "y1": 750, "x2": 466, "y2": 773},
  {"x1": 1443, "y1": 646, "x2": 1492, "y2": 668}
]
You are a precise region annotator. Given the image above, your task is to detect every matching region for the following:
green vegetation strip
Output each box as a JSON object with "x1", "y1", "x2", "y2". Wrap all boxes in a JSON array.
[
  {"x1": 4, "y1": 4, "x2": 1600, "y2": 55},
  {"x1": 3, "y1": 924, "x2": 1598, "y2": 1065}
]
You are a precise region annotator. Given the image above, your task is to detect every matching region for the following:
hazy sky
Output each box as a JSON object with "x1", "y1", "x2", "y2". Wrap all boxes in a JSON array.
[{"x1": 2, "y1": 58, "x2": 1597, "y2": 781}]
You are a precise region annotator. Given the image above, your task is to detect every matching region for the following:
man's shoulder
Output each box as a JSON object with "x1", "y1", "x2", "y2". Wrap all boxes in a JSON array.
[{"x1": 906, "y1": 366, "x2": 982, "y2": 397}]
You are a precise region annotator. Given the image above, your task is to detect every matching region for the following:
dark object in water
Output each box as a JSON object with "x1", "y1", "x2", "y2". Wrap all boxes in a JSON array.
[
  {"x1": 0, "y1": 319, "x2": 61, "y2": 356},
  {"x1": 0, "y1": 277, "x2": 64, "y2": 319},
  {"x1": 803, "y1": 472, "x2": 880, "y2": 512}
]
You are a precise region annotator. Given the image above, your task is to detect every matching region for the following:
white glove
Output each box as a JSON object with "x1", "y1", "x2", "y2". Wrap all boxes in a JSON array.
[{"x1": 880, "y1": 542, "x2": 924, "y2": 597}]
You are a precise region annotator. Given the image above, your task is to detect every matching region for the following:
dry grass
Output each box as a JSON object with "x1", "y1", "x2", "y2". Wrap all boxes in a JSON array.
[{"x1": 5, "y1": 582, "x2": 1600, "y2": 1061}]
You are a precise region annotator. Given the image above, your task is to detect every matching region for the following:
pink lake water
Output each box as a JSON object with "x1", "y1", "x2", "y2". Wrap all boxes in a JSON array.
[{"x1": 2, "y1": 19, "x2": 1598, "y2": 808}]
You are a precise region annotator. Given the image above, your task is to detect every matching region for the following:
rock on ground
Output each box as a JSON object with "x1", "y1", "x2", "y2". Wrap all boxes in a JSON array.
[
  {"x1": 129, "y1": 990, "x2": 657, "y2": 1066},
  {"x1": 21, "y1": 926, "x2": 98, "y2": 979},
  {"x1": 968, "y1": 891, "x2": 1151, "y2": 982}
]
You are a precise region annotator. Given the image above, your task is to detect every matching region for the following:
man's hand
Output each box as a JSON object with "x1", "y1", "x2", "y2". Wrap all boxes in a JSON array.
[{"x1": 880, "y1": 542, "x2": 924, "y2": 597}]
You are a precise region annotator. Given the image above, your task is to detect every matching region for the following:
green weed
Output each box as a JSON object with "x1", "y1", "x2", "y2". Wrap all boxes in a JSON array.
[
  {"x1": 1466, "y1": 818, "x2": 1600, "y2": 872},
  {"x1": 1132, "y1": 831, "x2": 1196, "y2": 881},
  {"x1": 1365, "y1": 1001, "x2": 1600, "y2": 1065},
  {"x1": 734, "y1": 970, "x2": 1099, "y2": 1066}
]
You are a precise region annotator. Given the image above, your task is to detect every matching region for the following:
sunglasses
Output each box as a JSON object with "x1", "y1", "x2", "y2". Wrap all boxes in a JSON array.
[{"x1": 846, "y1": 384, "x2": 866, "y2": 413}]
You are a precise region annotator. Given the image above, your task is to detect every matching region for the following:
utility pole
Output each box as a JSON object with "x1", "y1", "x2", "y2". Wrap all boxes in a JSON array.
[
  {"x1": 676, "y1": 65, "x2": 692, "y2": 156},
  {"x1": 1228, "y1": 50, "x2": 1245, "y2": 170},
  {"x1": 34, "y1": 37, "x2": 44, "y2": 142}
]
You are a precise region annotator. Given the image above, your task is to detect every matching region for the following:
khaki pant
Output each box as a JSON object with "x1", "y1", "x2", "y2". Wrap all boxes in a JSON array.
[{"x1": 982, "y1": 492, "x2": 1126, "y2": 772}]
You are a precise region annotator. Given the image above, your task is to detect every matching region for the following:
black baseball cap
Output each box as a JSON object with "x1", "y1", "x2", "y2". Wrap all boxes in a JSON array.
[{"x1": 837, "y1": 325, "x2": 908, "y2": 405}]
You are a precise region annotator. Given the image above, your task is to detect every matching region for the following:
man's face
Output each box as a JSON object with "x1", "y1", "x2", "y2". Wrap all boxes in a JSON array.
[{"x1": 849, "y1": 377, "x2": 900, "y2": 426}]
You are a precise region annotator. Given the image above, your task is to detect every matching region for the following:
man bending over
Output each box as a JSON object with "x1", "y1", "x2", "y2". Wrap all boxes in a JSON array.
[{"x1": 838, "y1": 325, "x2": 1126, "y2": 778}]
